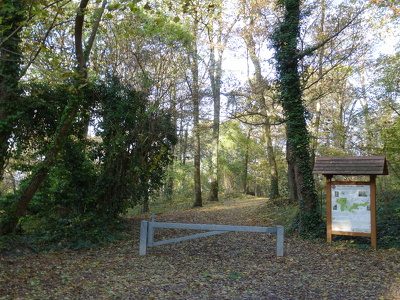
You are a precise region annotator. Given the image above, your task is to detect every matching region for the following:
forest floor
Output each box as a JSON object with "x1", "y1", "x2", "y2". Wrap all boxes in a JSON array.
[{"x1": 1, "y1": 196, "x2": 400, "y2": 299}]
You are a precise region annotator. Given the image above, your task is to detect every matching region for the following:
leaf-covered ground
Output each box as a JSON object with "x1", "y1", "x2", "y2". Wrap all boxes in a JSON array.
[{"x1": 1, "y1": 197, "x2": 400, "y2": 299}]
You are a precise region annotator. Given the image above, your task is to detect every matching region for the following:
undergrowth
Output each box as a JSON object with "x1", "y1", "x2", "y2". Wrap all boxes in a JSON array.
[
  {"x1": 258, "y1": 192, "x2": 400, "y2": 250},
  {"x1": 2, "y1": 190, "x2": 399, "y2": 252}
]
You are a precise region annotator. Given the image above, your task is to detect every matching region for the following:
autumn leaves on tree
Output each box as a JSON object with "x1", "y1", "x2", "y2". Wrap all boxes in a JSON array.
[{"x1": 0, "y1": 0, "x2": 398, "y2": 240}]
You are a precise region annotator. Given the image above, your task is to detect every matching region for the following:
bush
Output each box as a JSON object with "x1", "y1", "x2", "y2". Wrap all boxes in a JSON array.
[
  {"x1": 1, "y1": 76, "x2": 177, "y2": 249},
  {"x1": 20, "y1": 212, "x2": 126, "y2": 250},
  {"x1": 377, "y1": 190, "x2": 400, "y2": 249}
]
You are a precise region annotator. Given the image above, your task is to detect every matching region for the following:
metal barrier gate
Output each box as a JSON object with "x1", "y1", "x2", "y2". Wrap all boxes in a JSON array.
[{"x1": 139, "y1": 216, "x2": 284, "y2": 257}]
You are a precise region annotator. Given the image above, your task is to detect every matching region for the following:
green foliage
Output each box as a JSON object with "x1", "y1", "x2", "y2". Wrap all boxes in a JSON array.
[
  {"x1": 131, "y1": 7, "x2": 193, "y2": 46},
  {"x1": 259, "y1": 199, "x2": 299, "y2": 230},
  {"x1": 0, "y1": 0, "x2": 25, "y2": 85},
  {"x1": 289, "y1": 205, "x2": 325, "y2": 239},
  {"x1": 19, "y1": 211, "x2": 126, "y2": 251},
  {"x1": 28, "y1": 138, "x2": 97, "y2": 217},
  {"x1": 94, "y1": 76, "x2": 177, "y2": 216},
  {"x1": 0, "y1": 75, "x2": 177, "y2": 248},
  {"x1": 377, "y1": 190, "x2": 400, "y2": 248},
  {"x1": 0, "y1": 0, "x2": 26, "y2": 180}
]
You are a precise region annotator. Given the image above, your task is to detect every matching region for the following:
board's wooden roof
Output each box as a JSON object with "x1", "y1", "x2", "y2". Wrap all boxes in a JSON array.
[{"x1": 313, "y1": 156, "x2": 388, "y2": 175}]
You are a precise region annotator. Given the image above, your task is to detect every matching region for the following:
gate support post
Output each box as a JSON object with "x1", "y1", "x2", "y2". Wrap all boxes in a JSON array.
[
  {"x1": 139, "y1": 220, "x2": 149, "y2": 256},
  {"x1": 276, "y1": 225, "x2": 284, "y2": 257}
]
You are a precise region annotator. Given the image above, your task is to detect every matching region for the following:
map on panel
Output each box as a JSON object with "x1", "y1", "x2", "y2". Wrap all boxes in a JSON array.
[{"x1": 331, "y1": 185, "x2": 371, "y2": 233}]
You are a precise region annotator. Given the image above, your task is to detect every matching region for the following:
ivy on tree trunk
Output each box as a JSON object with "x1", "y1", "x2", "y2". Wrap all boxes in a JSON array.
[
  {"x1": 0, "y1": 0, "x2": 25, "y2": 182},
  {"x1": 272, "y1": 0, "x2": 323, "y2": 236}
]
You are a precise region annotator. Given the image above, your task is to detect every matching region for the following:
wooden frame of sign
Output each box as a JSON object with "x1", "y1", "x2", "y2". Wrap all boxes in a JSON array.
[{"x1": 313, "y1": 156, "x2": 388, "y2": 249}]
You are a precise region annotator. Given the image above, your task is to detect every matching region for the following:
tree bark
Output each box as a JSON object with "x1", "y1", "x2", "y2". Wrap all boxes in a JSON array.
[
  {"x1": 243, "y1": 128, "x2": 251, "y2": 194},
  {"x1": 207, "y1": 10, "x2": 237, "y2": 202},
  {"x1": 207, "y1": 36, "x2": 222, "y2": 202},
  {"x1": 243, "y1": 26, "x2": 280, "y2": 200},
  {"x1": 190, "y1": 18, "x2": 202, "y2": 208},
  {"x1": 272, "y1": 0, "x2": 322, "y2": 235}
]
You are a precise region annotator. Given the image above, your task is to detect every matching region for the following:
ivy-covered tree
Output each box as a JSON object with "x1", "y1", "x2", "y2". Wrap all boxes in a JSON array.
[
  {"x1": 0, "y1": 0, "x2": 25, "y2": 182},
  {"x1": 272, "y1": 0, "x2": 323, "y2": 236},
  {"x1": 0, "y1": 0, "x2": 105, "y2": 235}
]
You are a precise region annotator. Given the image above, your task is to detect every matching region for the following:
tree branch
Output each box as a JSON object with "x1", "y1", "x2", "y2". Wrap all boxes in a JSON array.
[
  {"x1": 84, "y1": 0, "x2": 108, "y2": 62},
  {"x1": 75, "y1": 0, "x2": 90, "y2": 76},
  {"x1": 297, "y1": 6, "x2": 366, "y2": 60}
]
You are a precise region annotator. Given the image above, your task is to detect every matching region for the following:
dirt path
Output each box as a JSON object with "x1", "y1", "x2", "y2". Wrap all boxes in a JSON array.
[{"x1": 1, "y1": 197, "x2": 400, "y2": 299}]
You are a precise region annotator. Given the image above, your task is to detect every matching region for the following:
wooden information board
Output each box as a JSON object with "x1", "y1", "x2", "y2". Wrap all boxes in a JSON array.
[
  {"x1": 313, "y1": 156, "x2": 388, "y2": 249},
  {"x1": 325, "y1": 176, "x2": 377, "y2": 248}
]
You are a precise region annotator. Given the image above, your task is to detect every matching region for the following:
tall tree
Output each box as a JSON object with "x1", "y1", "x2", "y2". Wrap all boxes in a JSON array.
[
  {"x1": 272, "y1": 0, "x2": 322, "y2": 235},
  {"x1": 0, "y1": 0, "x2": 106, "y2": 235},
  {"x1": 239, "y1": 0, "x2": 281, "y2": 200},
  {"x1": 0, "y1": 0, "x2": 26, "y2": 182},
  {"x1": 190, "y1": 15, "x2": 203, "y2": 207},
  {"x1": 207, "y1": 2, "x2": 238, "y2": 202}
]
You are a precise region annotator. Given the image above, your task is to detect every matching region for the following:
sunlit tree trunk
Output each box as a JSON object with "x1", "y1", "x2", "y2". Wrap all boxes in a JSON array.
[
  {"x1": 243, "y1": 128, "x2": 252, "y2": 194},
  {"x1": 208, "y1": 38, "x2": 222, "y2": 202},
  {"x1": 207, "y1": 7, "x2": 237, "y2": 202},
  {"x1": 310, "y1": 0, "x2": 326, "y2": 167},
  {"x1": 243, "y1": 24, "x2": 280, "y2": 200},
  {"x1": 190, "y1": 18, "x2": 203, "y2": 207}
]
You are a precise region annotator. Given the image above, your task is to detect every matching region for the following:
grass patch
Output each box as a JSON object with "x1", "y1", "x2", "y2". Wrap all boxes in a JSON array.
[
  {"x1": 257, "y1": 198, "x2": 299, "y2": 231},
  {"x1": 125, "y1": 192, "x2": 245, "y2": 217},
  {"x1": 125, "y1": 195, "x2": 194, "y2": 217}
]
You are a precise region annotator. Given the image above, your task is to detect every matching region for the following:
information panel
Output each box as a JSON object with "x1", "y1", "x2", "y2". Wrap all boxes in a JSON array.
[{"x1": 331, "y1": 184, "x2": 371, "y2": 233}]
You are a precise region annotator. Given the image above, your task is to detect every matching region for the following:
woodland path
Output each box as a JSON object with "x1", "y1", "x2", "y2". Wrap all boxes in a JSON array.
[{"x1": 1, "y1": 196, "x2": 400, "y2": 299}]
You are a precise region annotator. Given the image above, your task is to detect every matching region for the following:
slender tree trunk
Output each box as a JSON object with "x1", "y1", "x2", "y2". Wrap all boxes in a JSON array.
[
  {"x1": 264, "y1": 120, "x2": 280, "y2": 200},
  {"x1": 181, "y1": 128, "x2": 188, "y2": 165},
  {"x1": 190, "y1": 18, "x2": 202, "y2": 207},
  {"x1": 310, "y1": 0, "x2": 326, "y2": 167},
  {"x1": 359, "y1": 59, "x2": 373, "y2": 154},
  {"x1": 272, "y1": 0, "x2": 322, "y2": 235},
  {"x1": 208, "y1": 43, "x2": 222, "y2": 202},
  {"x1": 142, "y1": 190, "x2": 149, "y2": 213},
  {"x1": 244, "y1": 28, "x2": 280, "y2": 200},
  {"x1": 243, "y1": 128, "x2": 252, "y2": 194},
  {"x1": 207, "y1": 11, "x2": 237, "y2": 202}
]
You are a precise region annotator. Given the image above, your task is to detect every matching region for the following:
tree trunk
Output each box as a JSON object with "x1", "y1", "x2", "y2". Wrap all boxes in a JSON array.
[
  {"x1": 244, "y1": 28, "x2": 280, "y2": 200},
  {"x1": 243, "y1": 128, "x2": 252, "y2": 194},
  {"x1": 286, "y1": 153, "x2": 299, "y2": 204},
  {"x1": 190, "y1": 18, "x2": 202, "y2": 208},
  {"x1": 207, "y1": 10, "x2": 237, "y2": 202},
  {"x1": 310, "y1": 0, "x2": 326, "y2": 167},
  {"x1": 264, "y1": 120, "x2": 280, "y2": 200},
  {"x1": 142, "y1": 190, "x2": 149, "y2": 213},
  {"x1": 272, "y1": 0, "x2": 322, "y2": 236},
  {"x1": 0, "y1": 0, "x2": 25, "y2": 182},
  {"x1": 0, "y1": 0, "x2": 104, "y2": 235},
  {"x1": 208, "y1": 41, "x2": 222, "y2": 202}
]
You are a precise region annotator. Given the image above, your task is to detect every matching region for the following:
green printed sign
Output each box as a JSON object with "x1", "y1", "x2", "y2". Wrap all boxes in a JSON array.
[{"x1": 331, "y1": 185, "x2": 371, "y2": 233}]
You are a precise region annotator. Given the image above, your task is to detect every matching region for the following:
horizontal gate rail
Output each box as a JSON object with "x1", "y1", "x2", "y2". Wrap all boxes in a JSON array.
[{"x1": 139, "y1": 216, "x2": 284, "y2": 257}]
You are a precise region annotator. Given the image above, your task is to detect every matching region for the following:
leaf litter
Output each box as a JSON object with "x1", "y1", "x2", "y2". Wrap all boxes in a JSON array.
[{"x1": 1, "y1": 197, "x2": 399, "y2": 299}]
